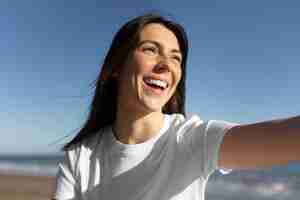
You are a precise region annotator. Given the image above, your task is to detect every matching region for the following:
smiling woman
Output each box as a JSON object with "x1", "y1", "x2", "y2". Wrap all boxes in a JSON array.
[
  {"x1": 52, "y1": 13, "x2": 300, "y2": 200},
  {"x1": 61, "y1": 13, "x2": 188, "y2": 149},
  {"x1": 115, "y1": 23, "x2": 183, "y2": 131}
]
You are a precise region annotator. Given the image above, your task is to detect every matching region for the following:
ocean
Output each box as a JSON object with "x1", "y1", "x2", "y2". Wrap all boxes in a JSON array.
[
  {"x1": 206, "y1": 169, "x2": 300, "y2": 200},
  {"x1": 0, "y1": 154, "x2": 299, "y2": 199},
  {"x1": 0, "y1": 154, "x2": 64, "y2": 177}
]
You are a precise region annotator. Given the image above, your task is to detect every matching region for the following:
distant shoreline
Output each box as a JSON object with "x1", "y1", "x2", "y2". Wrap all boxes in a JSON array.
[{"x1": 0, "y1": 153, "x2": 63, "y2": 177}]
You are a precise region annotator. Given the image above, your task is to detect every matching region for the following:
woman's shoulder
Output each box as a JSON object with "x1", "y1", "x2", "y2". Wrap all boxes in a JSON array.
[
  {"x1": 64, "y1": 127, "x2": 108, "y2": 160},
  {"x1": 165, "y1": 113, "x2": 206, "y2": 137},
  {"x1": 169, "y1": 113, "x2": 204, "y2": 127},
  {"x1": 171, "y1": 113, "x2": 236, "y2": 128},
  {"x1": 170, "y1": 113, "x2": 238, "y2": 139}
]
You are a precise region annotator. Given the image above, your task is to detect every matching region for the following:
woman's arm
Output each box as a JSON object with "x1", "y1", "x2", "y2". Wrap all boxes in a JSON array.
[{"x1": 218, "y1": 115, "x2": 300, "y2": 170}]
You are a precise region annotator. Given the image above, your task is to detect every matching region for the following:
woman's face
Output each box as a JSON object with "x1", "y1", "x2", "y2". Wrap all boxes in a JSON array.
[{"x1": 117, "y1": 23, "x2": 183, "y2": 114}]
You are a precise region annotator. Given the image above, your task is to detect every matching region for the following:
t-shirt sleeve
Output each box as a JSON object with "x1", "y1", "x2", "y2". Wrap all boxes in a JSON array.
[
  {"x1": 177, "y1": 115, "x2": 237, "y2": 179},
  {"x1": 53, "y1": 149, "x2": 80, "y2": 200},
  {"x1": 204, "y1": 120, "x2": 237, "y2": 177}
]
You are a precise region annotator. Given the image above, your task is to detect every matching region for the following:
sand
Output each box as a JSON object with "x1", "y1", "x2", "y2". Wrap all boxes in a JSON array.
[{"x1": 0, "y1": 172, "x2": 56, "y2": 200}]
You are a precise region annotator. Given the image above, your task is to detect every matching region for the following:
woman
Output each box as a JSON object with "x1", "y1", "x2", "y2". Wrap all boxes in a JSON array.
[{"x1": 53, "y1": 13, "x2": 300, "y2": 200}]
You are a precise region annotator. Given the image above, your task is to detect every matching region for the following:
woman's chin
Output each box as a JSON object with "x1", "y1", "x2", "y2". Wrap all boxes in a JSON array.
[
  {"x1": 132, "y1": 93, "x2": 170, "y2": 114},
  {"x1": 139, "y1": 99, "x2": 165, "y2": 114}
]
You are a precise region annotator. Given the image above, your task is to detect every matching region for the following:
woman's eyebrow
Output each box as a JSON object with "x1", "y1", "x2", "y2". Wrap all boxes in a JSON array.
[{"x1": 138, "y1": 40, "x2": 182, "y2": 55}]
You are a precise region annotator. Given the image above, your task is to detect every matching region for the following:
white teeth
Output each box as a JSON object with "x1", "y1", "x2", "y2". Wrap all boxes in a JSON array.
[{"x1": 145, "y1": 78, "x2": 168, "y2": 89}]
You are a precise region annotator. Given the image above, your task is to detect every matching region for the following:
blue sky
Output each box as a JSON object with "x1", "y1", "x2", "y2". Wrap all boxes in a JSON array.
[{"x1": 1, "y1": 0, "x2": 300, "y2": 154}]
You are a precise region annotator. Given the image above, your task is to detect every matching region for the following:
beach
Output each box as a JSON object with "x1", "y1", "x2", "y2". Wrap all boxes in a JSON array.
[{"x1": 0, "y1": 172, "x2": 55, "y2": 200}]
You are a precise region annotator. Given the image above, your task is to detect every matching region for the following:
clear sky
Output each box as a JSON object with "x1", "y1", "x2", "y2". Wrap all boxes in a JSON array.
[{"x1": 1, "y1": 0, "x2": 300, "y2": 154}]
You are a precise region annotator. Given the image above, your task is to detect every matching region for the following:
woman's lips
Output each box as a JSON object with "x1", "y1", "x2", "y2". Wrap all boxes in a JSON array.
[
  {"x1": 142, "y1": 79, "x2": 168, "y2": 96},
  {"x1": 143, "y1": 76, "x2": 170, "y2": 88}
]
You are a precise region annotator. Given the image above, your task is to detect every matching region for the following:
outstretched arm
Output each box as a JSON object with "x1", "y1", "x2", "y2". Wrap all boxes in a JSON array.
[{"x1": 218, "y1": 115, "x2": 300, "y2": 170}]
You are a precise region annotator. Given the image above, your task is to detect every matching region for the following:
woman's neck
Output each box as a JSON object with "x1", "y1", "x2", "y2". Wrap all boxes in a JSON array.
[{"x1": 113, "y1": 110, "x2": 165, "y2": 144}]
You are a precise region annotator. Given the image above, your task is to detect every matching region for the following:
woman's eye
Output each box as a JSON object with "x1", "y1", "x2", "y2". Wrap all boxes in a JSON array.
[
  {"x1": 143, "y1": 47, "x2": 157, "y2": 54},
  {"x1": 172, "y1": 56, "x2": 182, "y2": 63}
]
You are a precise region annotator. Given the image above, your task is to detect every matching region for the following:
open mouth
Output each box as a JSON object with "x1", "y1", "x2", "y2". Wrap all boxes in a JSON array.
[{"x1": 143, "y1": 77, "x2": 169, "y2": 94}]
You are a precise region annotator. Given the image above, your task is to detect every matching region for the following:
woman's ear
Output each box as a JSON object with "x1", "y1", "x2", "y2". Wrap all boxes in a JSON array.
[
  {"x1": 99, "y1": 64, "x2": 120, "y2": 82},
  {"x1": 111, "y1": 65, "x2": 120, "y2": 79}
]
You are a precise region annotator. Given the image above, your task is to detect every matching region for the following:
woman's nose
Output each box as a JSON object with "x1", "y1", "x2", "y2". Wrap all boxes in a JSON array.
[{"x1": 153, "y1": 56, "x2": 171, "y2": 73}]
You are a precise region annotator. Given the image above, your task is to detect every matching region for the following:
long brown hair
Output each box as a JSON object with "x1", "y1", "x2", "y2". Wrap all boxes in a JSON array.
[{"x1": 63, "y1": 13, "x2": 189, "y2": 150}]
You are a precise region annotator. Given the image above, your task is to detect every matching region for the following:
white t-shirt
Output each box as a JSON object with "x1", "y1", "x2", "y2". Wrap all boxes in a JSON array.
[{"x1": 54, "y1": 113, "x2": 236, "y2": 200}]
